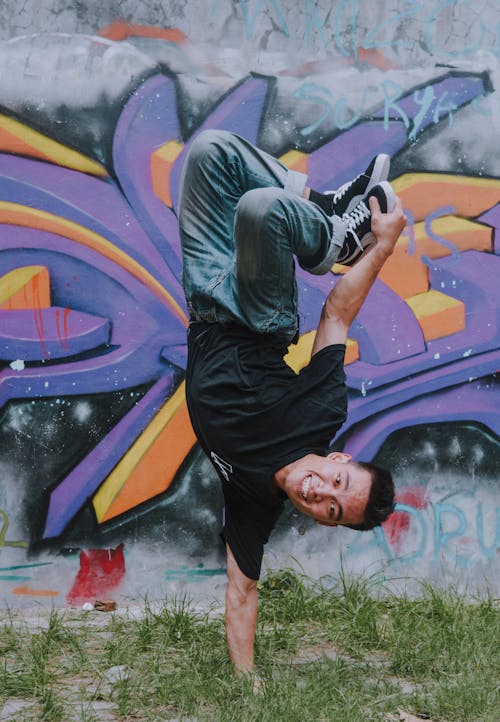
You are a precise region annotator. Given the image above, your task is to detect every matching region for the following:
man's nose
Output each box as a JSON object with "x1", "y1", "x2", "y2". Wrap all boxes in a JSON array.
[{"x1": 314, "y1": 479, "x2": 328, "y2": 499}]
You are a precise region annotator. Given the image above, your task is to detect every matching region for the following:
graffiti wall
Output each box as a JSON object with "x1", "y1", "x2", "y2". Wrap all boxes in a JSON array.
[{"x1": 0, "y1": 0, "x2": 498, "y2": 606}]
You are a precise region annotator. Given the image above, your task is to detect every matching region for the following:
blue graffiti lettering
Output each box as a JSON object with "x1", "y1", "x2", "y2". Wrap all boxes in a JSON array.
[
  {"x1": 476, "y1": 504, "x2": 500, "y2": 559},
  {"x1": 422, "y1": 206, "x2": 461, "y2": 267},
  {"x1": 410, "y1": 85, "x2": 436, "y2": 140},
  {"x1": 424, "y1": 0, "x2": 487, "y2": 59},
  {"x1": 391, "y1": 503, "x2": 427, "y2": 563},
  {"x1": 496, "y1": 20, "x2": 500, "y2": 57},
  {"x1": 334, "y1": 0, "x2": 359, "y2": 60},
  {"x1": 433, "y1": 90, "x2": 458, "y2": 128},
  {"x1": 471, "y1": 94, "x2": 493, "y2": 117},
  {"x1": 213, "y1": 0, "x2": 496, "y2": 63},
  {"x1": 304, "y1": 0, "x2": 329, "y2": 52},
  {"x1": 373, "y1": 524, "x2": 395, "y2": 560},
  {"x1": 296, "y1": 75, "x2": 485, "y2": 139},
  {"x1": 332, "y1": 89, "x2": 368, "y2": 130},
  {"x1": 238, "y1": 0, "x2": 289, "y2": 39},
  {"x1": 294, "y1": 82, "x2": 371, "y2": 135},
  {"x1": 433, "y1": 502, "x2": 468, "y2": 562},
  {"x1": 401, "y1": 208, "x2": 417, "y2": 257},
  {"x1": 382, "y1": 80, "x2": 410, "y2": 132},
  {"x1": 362, "y1": 0, "x2": 423, "y2": 51},
  {"x1": 346, "y1": 500, "x2": 499, "y2": 567},
  {"x1": 293, "y1": 82, "x2": 333, "y2": 136}
]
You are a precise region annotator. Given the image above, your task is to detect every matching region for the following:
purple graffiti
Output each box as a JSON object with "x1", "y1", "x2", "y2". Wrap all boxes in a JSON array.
[
  {"x1": 0, "y1": 307, "x2": 109, "y2": 361},
  {"x1": 0, "y1": 68, "x2": 497, "y2": 541},
  {"x1": 344, "y1": 376, "x2": 500, "y2": 462}
]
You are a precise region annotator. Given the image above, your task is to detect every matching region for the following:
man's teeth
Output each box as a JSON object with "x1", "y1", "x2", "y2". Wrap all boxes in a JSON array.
[{"x1": 302, "y1": 475, "x2": 312, "y2": 500}]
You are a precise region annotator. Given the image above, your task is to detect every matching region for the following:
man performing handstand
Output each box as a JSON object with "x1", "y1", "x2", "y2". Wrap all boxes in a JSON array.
[{"x1": 179, "y1": 130, "x2": 406, "y2": 676}]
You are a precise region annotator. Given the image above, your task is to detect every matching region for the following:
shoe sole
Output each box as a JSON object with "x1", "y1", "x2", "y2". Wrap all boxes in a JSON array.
[
  {"x1": 343, "y1": 153, "x2": 391, "y2": 215},
  {"x1": 373, "y1": 180, "x2": 396, "y2": 213},
  {"x1": 359, "y1": 181, "x2": 397, "y2": 243}
]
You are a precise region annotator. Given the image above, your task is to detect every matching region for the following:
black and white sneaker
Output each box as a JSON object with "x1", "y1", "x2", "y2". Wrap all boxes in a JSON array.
[
  {"x1": 326, "y1": 154, "x2": 390, "y2": 217},
  {"x1": 336, "y1": 181, "x2": 396, "y2": 266}
]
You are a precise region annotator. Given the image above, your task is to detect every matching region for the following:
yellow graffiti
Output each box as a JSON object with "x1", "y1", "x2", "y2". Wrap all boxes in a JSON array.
[
  {"x1": 0, "y1": 113, "x2": 108, "y2": 177},
  {"x1": 93, "y1": 381, "x2": 196, "y2": 521},
  {"x1": 0, "y1": 201, "x2": 188, "y2": 325},
  {"x1": 285, "y1": 330, "x2": 359, "y2": 372},
  {"x1": 0, "y1": 509, "x2": 28, "y2": 548}
]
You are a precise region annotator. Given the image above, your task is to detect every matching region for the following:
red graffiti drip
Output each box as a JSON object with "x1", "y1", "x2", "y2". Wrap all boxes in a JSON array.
[
  {"x1": 32, "y1": 275, "x2": 49, "y2": 360},
  {"x1": 383, "y1": 486, "x2": 428, "y2": 551},
  {"x1": 66, "y1": 544, "x2": 125, "y2": 605},
  {"x1": 55, "y1": 308, "x2": 62, "y2": 347},
  {"x1": 55, "y1": 307, "x2": 71, "y2": 351},
  {"x1": 63, "y1": 307, "x2": 71, "y2": 348}
]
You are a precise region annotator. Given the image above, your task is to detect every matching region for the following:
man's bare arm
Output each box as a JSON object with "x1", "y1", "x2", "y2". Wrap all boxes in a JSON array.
[
  {"x1": 225, "y1": 544, "x2": 258, "y2": 675},
  {"x1": 312, "y1": 195, "x2": 406, "y2": 355}
]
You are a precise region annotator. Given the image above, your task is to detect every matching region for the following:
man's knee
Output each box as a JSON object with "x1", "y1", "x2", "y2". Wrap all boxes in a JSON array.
[
  {"x1": 235, "y1": 187, "x2": 286, "y2": 230},
  {"x1": 235, "y1": 189, "x2": 289, "y2": 280},
  {"x1": 186, "y1": 129, "x2": 235, "y2": 167}
]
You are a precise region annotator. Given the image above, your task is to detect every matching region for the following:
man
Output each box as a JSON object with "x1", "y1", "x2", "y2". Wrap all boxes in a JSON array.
[{"x1": 179, "y1": 130, "x2": 406, "y2": 676}]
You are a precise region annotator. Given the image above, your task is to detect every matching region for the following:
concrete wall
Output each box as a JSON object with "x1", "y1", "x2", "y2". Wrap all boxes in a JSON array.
[{"x1": 0, "y1": 0, "x2": 498, "y2": 607}]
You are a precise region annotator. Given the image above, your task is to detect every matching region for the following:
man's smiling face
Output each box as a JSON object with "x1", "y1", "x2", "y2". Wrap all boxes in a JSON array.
[{"x1": 274, "y1": 452, "x2": 372, "y2": 527}]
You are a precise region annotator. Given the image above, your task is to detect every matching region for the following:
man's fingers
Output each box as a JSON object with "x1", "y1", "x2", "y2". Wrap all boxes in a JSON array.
[
  {"x1": 370, "y1": 193, "x2": 403, "y2": 217},
  {"x1": 393, "y1": 195, "x2": 404, "y2": 214},
  {"x1": 369, "y1": 195, "x2": 381, "y2": 215},
  {"x1": 368, "y1": 190, "x2": 407, "y2": 252}
]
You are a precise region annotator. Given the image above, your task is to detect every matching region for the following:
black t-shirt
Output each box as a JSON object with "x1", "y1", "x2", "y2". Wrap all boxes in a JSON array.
[{"x1": 185, "y1": 322, "x2": 347, "y2": 580}]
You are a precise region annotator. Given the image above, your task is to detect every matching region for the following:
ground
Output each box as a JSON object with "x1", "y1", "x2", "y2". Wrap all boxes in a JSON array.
[{"x1": 1, "y1": 571, "x2": 498, "y2": 721}]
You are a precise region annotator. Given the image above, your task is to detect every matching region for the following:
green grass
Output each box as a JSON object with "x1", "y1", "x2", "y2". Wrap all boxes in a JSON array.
[{"x1": 1, "y1": 574, "x2": 498, "y2": 721}]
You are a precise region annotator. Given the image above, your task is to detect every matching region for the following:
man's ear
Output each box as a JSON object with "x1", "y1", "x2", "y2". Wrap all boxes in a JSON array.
[{"x1": 326, "y1": 451, "x2": 352, "y2": 463}]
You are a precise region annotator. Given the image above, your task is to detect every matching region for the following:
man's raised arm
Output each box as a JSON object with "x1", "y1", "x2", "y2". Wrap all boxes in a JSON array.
[
  {"x1": 312, "y1": 195, "x2": 406, "y2": 355},
  {"x1": 225, "y1": 545, "x2": 258, "y2": 676}
]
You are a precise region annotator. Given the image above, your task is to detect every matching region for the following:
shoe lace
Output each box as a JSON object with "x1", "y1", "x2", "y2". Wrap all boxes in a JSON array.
[
  {"x1": 342, "y1": 200, "x2": 370, "y2": 250},
  {"x1": 330, "y1": 180, "x2": 351, "y2": 203},
  {"x1": 328, "y1": 170, "x2": 367, "y2": 203}
]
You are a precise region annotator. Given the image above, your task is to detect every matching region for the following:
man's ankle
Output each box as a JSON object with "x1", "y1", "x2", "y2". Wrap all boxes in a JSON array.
[{"x1": 309, "y1": 189, "x2": 334, "y2": 215}]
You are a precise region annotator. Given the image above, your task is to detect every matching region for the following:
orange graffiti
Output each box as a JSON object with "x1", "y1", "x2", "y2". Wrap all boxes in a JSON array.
[
  {"x1": 98, "y1": 21, "x2": 187, "y2": 44},
  {"x1": 393, "y1": 173, "x2": 500, "y2": 221},
  {"x1": 0, "y1": 266, "x2": 51, "y2": 310},
  {"x1": 95, "y1": 388, "x2": 196, "y2": 522},
  {"x1": 12, "y1": 585, "x2": 59, "y2": 597},
  {"x1": 151, "y1": 140, "x2": 184, "y2": 208}
]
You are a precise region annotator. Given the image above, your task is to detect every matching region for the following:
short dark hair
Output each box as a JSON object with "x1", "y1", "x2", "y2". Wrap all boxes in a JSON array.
[{"x1": 346, "y1": 461, "x2": 395, "y2": 531}]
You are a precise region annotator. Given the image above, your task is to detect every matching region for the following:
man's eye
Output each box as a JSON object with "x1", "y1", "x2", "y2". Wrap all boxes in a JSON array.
[
  {"x1": 335, "y1": 473, "x2": 341, "y2": 485},
  {"x1": 329, "y1": 502, "x2": 335, "y2": 519}
]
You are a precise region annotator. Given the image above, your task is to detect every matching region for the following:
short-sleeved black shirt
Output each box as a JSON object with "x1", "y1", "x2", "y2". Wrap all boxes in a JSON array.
[{"x1": 185, "y1": 322, "x2": 347, "y2": 579}]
